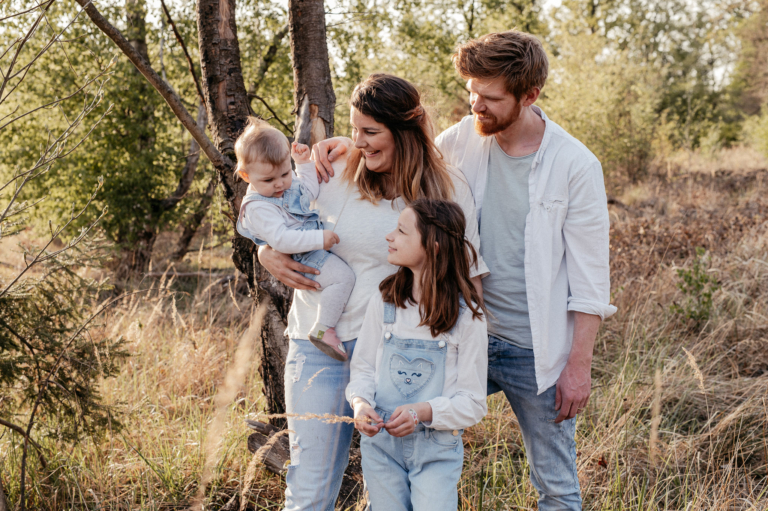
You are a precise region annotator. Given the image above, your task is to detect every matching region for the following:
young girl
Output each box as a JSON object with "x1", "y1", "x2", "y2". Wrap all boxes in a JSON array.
[{"x1": 346, "y1": 199, "x2": 488, "y2": 511}]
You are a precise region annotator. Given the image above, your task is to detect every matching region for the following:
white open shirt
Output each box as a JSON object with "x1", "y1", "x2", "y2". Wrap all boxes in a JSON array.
[{"x1": 436, "y1": 107, "x2": 617, "y2": 394}]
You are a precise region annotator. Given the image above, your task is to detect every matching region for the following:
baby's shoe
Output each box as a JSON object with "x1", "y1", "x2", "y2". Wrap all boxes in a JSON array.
[{"x1": 309, "y1": 325, "x2": 347, "y2": 362}]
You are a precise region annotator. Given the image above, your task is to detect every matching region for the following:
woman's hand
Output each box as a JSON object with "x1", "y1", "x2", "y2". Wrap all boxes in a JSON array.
[
  {"x1": 353, "y1": 398, "x2": 384, "y2": 437},
  {"x1": 311, "y1": 137, "x2": 353, "y2": 183},
  {"x1": 385, "y1": 402, "x2": 432, "y2": 438},
  {"x1": 257, "y1": 245, "x2": 320, "y2": 291}
]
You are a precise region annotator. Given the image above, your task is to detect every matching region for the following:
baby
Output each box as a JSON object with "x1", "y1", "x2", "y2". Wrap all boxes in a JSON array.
[{"x1": 234, "y1": 117, "x2": 355, "y2": 361}]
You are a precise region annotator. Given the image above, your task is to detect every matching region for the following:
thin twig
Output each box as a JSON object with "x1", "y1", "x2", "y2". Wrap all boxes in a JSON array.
[
  {"x1": 249, "y1": 93, "x2": 293, "y2": 133},
  {"x1": 0, "y1": 418, "x2": 47, "y2": 469},
  {"x1": 159, "y1": 0, "x2": 205, "y2": 106}
]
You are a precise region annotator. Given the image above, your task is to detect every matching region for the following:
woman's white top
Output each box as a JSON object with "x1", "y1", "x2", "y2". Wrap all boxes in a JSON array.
[
  {"x1": 238, "y1": 163, "x2": 324, "y2": 254},
  {"x1": 346, "y1": 293, "x2": 488, "y2": 431},
  {"x1": 285, "y1": 155, "x2": 489, "y2": 342}
]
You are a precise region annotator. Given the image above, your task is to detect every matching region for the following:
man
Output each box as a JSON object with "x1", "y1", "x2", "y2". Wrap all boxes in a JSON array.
[
  {"x1": 311, "y1": 30, "x2": 615, "y2": 509},
  {"x1": 435, "y1": 31, "x2": 616, "y2": 509}
]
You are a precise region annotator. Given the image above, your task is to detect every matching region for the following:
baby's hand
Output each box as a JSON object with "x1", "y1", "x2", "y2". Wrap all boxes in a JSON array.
[
  {"x1": 323, "y1": 230, "x2": 340, "y2": 250},
  {"x1": 291, "y1": 141, "x2": 311, "y2": 165}
]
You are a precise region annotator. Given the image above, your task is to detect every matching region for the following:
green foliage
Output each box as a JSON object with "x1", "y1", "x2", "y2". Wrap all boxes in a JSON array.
[
  {"x1": 0, "y1": 238, "x2": 128, "y2": 442},
  {"x1": 539, "y1": 31, "x2": 660, "y2": 181},
  {"x1": 0, "y1": 5, "x2": 128, "y2": 503},
  {"x1": 671, "y1": 247, "x2": 720, "y2": 329}
]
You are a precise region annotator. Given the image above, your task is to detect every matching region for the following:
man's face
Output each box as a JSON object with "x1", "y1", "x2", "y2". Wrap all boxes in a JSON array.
[{"x1": 467, "y1": 77, "x2": 522, "y2": 136}]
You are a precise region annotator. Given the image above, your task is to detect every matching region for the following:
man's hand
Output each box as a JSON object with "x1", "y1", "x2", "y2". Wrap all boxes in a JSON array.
[
  {"x1": 322, "y1": 230, "x2": 340, "y2": 250},
  {"x1": 353, "y1": 398, "x2": 384, "y2": 437},
  {"x1": 554, "y1": 312, "x2": 601, "y2": 423},
  {"x1": 291, "y1": 141, "x2": 311, "y2": 165},
  {"x1": 554, "y1": 358, "x2": 592, "y2": 423},
  {"x1": 257, "y1": 245, "x2": 320, "y2": 291},
  {"x1": 385, "y1": 402, "x2": 432, "y2": 437},
  {"x1": 311, "y1": 137, "x2": 353, "y2": 183}
]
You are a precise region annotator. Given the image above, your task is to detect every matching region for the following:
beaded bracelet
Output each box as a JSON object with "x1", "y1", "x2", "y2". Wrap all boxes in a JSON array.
[{"x1": 407, "y1": 408, "x2": 419, "y2": 425}]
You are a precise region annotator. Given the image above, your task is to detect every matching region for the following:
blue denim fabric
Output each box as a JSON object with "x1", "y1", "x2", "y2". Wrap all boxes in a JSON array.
[
  {"x1": 487, "y1": 336, "x2": 582, "y2": 510},
  {"x1": 359, "y1": 301, "x2": 462, "y2": 511},
  {"x1": 237, "y1": 180, "x2": 322, "y2": 248},
  {"x1": 293, "y1": 248, "x2": 332, "y2": 281},
  {"x1": 361, "y1": 414, "x2": 463, "y2": 511},
  {"x1": 283, "y1": 338, "x2": 357, "y2": 511},
  {"x1": 237, "y1": 182, "x2": 330, "y2": 281}
]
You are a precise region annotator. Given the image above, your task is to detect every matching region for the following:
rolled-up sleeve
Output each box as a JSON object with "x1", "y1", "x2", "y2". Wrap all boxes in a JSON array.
[
  {"x1": 564, "y1": 162, "x2": 617, "y2": 320},
  {"x1": 346, "y1": 294, "x2": 383, "y2": 408},
  {"x1": 450, "y1": 171, "x2": 490, "y2": 279},
  {"x1": 427, "y1": 310, "x2": 488, "y2": 430}
]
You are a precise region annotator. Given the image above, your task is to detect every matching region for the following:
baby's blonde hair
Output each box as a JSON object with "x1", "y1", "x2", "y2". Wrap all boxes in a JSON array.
[{"x1": 234, "y1": 117, "x2": 290, "y2": 173}]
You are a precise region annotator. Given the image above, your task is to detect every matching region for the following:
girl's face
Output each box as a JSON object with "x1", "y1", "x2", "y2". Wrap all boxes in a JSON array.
[
  {"x1": 386, "y1": 208, "x2": 427, "y2": 270},
  {"x1": 350, "y1": 107, "x2": 396, "y2": 174}
]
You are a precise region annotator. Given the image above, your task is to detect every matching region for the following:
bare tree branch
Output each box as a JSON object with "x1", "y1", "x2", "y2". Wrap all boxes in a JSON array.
[
  {"x1": 159, "y1": 0, "x2": 205, "y2": 106},
  {"x1": 249, "y1": 92, "x2": 293, "y2": 133},
  {"x1": 0, "y1": 0, "x2": 54, "y2": 102},
  {"x1": 73, "y1": 0, "x2": 232, "y2": 171},
  {"x1": 249, "y1": 23, "x2": 289, "y2": 96},
  {"x1": 0, "y1": 418, "x2": 47, "y2": 469},
  {"x1": 159, "y1": 101, "x2": 207, "y2": 210},
  {"x1": 171, "y1": 173, "x2": 218, "y2": 261}
]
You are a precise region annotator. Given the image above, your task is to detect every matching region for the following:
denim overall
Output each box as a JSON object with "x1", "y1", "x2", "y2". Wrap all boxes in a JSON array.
[
  {"x1": 236, "y1": 180, "x2": 330, "y2": 278},
  {"x1": 361, "y1": 301, "x2": 465, "y2": 511}
]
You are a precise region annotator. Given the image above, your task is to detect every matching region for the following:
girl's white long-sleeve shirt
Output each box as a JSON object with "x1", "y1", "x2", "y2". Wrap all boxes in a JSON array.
[
  {"x1": 346, "y1": 293, "x2": 489, "y2": 431},
  {"x1": 238, "y1": 162, "x2": 324, "y2": 254}
]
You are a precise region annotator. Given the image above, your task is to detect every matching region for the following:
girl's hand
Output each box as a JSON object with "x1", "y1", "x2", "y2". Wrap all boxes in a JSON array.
[
  {"x1": 311, "y1": 137, "x2": 353, "y2": 183},
  {"x1": 385, "y1": 402, "x2": 432, "y2": 438},
  {"x1": 291, "y1": 141, "x2": 311, "y2": 165},
  {"x1": 353, "y1": 398, "x2": 384, "y2": 437},
  {"x1": 257, "y1": 245, "x2": 320, "y2": 291}
]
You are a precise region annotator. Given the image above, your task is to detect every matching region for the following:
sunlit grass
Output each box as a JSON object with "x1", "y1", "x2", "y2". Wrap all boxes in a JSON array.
[{"x1": 2, "y1": 166, "x2": 768, "y2": 509}]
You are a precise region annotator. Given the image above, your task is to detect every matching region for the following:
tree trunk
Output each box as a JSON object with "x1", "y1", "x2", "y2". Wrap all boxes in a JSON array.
[
  {"x1": 79, "y1": 0, "x2": 336, "y2": 428},
  {"x1": 113, "y1": 230, "x2": 157, "y2": 281},
  {"x1": 196, "y1": 0, "x2": 294, "y2": 424},
  {"x1": 289, "y1": 0, "x2": 336, "y2": 146}
]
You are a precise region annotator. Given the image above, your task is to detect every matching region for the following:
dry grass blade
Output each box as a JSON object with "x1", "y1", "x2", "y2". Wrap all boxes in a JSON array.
[{"x1": 191, "y1": 298, "x2": 269, "y2": 511}]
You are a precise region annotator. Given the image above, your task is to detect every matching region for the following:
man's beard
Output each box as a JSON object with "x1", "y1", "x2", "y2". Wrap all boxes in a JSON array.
[{"x1": 473, "y1": 102, "x2": 522, "y2": 136}]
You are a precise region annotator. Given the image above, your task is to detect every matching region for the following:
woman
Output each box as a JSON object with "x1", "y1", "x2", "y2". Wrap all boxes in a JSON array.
[{"x1": 258, "y1": 74, "x2": 488, "y2": 510}]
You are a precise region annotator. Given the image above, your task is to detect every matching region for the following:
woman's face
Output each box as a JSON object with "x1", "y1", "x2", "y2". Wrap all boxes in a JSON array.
[
  {"x1": 350, "y1": 107, "x2": 396, "y2": 173},
  {"x1": 385, "y1": 208, "x2": 426, "y2": 270}
]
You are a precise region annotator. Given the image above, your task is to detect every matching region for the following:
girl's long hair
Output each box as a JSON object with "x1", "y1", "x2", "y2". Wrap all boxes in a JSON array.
[
  {"x1": 344, "y1": 74, "x2": 454, "y2": 204},
  {"x1": 380, "y1": 199, "x2": 485, "y2": 336}
]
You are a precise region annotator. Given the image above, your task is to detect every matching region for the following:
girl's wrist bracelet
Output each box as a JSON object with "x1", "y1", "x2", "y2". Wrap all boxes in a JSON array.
[{"x1": 407, "y1": 408, "x2": 419, "y2": 425}]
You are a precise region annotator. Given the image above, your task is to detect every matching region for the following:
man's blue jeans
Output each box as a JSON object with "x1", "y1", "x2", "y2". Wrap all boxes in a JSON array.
[
  {"x1": 283, "y1": 338, "x2": 357, "y2": 511},
  {"x1": 487, "y1": 336, "x2": 582, "y2": 510}
]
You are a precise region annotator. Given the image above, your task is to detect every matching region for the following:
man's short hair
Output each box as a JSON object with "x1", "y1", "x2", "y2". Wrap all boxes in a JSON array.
[
  {"x1": 453, "y1": 30, "x2": 549, "y2": 100},
  {"x1": 234, "y1": 117, "x2": 290, "y2": 173}
]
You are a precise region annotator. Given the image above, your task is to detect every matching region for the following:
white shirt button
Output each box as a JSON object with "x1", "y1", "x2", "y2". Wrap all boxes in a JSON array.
[
  {"x1": 438, "y1": 340, "x2": 446, "y2": 348},
  {"x1": 384, "y1": 332, "x2": 391, "y2": 339}
]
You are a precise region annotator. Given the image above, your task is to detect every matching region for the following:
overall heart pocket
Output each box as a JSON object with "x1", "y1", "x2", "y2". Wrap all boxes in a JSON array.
[{"x1": 388, "y1": 353, "x2": 436, "y2": 399}]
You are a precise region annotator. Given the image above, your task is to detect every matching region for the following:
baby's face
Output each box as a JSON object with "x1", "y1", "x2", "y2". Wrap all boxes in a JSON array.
[{"x1": 242, "y1": 157, "x2": 293, "y2": 198}]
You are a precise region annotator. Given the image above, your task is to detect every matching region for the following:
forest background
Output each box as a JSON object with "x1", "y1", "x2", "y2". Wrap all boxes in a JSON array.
[{"x1": 1, "y1": 0, "x2": 768, "y2": 509}]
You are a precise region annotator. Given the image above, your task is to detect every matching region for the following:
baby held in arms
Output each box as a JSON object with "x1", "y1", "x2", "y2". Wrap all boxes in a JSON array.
[{"x1": 234, "y1": 118, "x2": 355, "y2": 361}]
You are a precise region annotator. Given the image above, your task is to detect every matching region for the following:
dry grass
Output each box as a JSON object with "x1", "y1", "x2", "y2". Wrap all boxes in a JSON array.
[{"x1": 2, "y1": 163, "x2": 768, "y2": 510}]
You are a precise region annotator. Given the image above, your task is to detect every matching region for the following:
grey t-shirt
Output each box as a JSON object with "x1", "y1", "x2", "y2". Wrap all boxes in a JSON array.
[{"x1": 479, "y1": 137, "x2": 535, "y2": 349}]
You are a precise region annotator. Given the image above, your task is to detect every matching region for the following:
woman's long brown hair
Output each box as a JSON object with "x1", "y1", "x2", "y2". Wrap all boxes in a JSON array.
[
  {"x1": 344, "y1": 74, "x2": 454, "y2": 204},
  {"x1": 380, "y1": 199, "x2": 485, "y2": 336}
]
